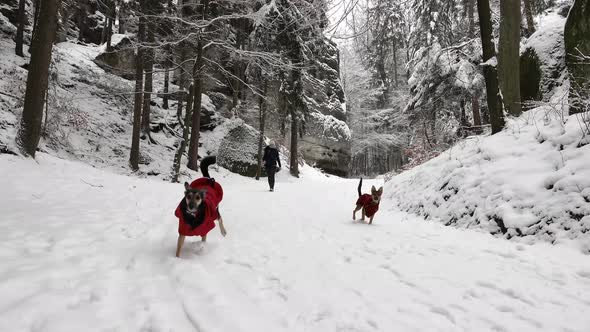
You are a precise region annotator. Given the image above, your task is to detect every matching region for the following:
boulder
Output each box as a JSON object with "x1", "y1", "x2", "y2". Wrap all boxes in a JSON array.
[
  {"x1": 300, "y1": 111, "x2": 351, "y2": 177},
  {"x1": 93, "y1": 35, "x2": 136, "y2": 80},
  {"x1": 217, "y1": 124, "x2": 261, "y2": 177}
]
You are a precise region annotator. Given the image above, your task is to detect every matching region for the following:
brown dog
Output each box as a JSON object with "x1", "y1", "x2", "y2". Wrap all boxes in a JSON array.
[{"x1": 353, "y1": 178, "x2": 383, "y2": 224}]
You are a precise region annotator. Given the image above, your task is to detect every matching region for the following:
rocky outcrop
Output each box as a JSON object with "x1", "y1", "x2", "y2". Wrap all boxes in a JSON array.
[
  {"x1": 93, "y1": 35, "x2": 136, "y2": 80},
  {"x1": 217, "y1": 124, "x2": 261, "y2": 177},
  {"x1": 520, "y1": 8, "x2": 568, "y2": 104},
  {"x1": 299, "y1": 37, "x2": 351, "y2": 176},
  {"x1": 564, "y1": 0, "x2": 590, "y2": 114}
]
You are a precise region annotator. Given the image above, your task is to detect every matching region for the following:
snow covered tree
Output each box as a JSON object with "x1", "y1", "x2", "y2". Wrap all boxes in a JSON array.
[{"x1": 16, "y1": 0, "x2": 60, "y2": 157}]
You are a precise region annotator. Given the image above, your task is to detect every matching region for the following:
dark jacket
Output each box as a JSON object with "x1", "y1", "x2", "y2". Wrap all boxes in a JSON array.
[{"x1": 263, "y1": 146, "x2": 281, "y2": 168}]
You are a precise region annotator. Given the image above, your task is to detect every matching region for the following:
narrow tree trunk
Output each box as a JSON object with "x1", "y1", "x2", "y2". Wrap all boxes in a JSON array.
[
  {"x1": 141, "y1": 23, "x2": 154, "y2": 141},
  {"x1": 129, "y1": 16, "x2": 145, "y2": 171},
  {"x1": 177, "y1": 44, "x2": 188, "y2": 125},
  {"x1": 255, "y1": 82, "x2": 267, "y2": 180},
  {"x1": 101, "y1": 18, "x2": 108, "y2": 44},
  {"x1": 472, "y1": 96, "x2": 482, "y2": 133},
  {"x1": 118, "y1": 0, "x2": 126, "y2": 34},
  {"x1": 106, "y1": 2, "x2": 115, "y2": 51},
  {"x1": 469, "y1": 0, "x2": 482, "y2": 134},
  {"x1": 477, "y1": 0, "x2": 505, "y2": 133},
  {"x1": 163, "y1": 66, "x2": 170, "y2": 110},
  {"x1": 498, "y1": 0, "x2": 522, "y2": 117},
  {"x1": 187, "y1": 39, "x2": 204, "y2": 171},
  {"x1": 392, "y1": 42, "x2": 398, "y2": 88},
  {"x1": 32, "y1": 0, "x2": 41, "y2": 40},
  {"x1": 171, "y1": 85, "x2": 194, "y2": 183},
  {"x1": 15, "y1": 0, "x2": 26, "y2": 57},
  {"x1": 16, "y1": 0, "x2": 59, "y2": 157},
  {"x1": 523, "y1": 0, "x2": 536, "y2": 35},
  {"x1": 289, "y1": 105, "x2": 299, "y2": 177}
]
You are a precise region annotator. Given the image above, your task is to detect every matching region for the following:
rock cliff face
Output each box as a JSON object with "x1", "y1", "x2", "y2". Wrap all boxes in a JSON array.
[{"x1": 299, "y1": 37, "x2": 351, "y2": 176}]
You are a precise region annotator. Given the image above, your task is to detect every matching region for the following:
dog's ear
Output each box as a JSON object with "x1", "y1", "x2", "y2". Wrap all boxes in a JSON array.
[
  {"x1": 184, "y1": 182, "x2": 190, "y2": 191},
  {"x1": 377, "y1": 186, "x2": 383, "y2": 196},
  {"x1": 371, "y1": 185, "x2": 377, "y2": 194}
]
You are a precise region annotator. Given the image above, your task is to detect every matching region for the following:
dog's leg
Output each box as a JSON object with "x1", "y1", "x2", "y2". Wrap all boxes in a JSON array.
[
  {"x1": 369, "y1": 215, "x2": 374, "y2": 225},
  {"x1": 175, "y1": 235, "x2": 186, "y2": 258},
  {"x1": 361, "y1": 208, "x2": 366, "y2": 222},
  {"x1": 218, "y1": 216, "x2": 227, "y2": 237},
  {"x1": 353, "y1": 205, "x2": 362, "y2": 220}
]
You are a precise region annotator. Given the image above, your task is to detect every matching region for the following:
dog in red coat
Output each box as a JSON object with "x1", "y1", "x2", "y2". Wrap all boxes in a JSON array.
[
  {"x1": 174, "y1": 156, "x2": 226, "y2": 257},
  {"x1": 353, "y1": 178, "x2": 383, "y2": 224}
]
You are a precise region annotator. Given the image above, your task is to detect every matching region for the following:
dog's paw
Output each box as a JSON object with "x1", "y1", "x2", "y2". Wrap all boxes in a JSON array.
[{"x1": 220, "y1": 227, "x2": 227, "y2": 237}]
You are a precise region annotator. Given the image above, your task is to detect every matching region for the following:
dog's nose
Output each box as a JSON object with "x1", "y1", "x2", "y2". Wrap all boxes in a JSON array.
[{"x1": 188, "y1": 203, "x2": 195, "y2": 210}]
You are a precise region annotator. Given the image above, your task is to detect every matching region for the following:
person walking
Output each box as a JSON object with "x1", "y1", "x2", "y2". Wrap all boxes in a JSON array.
[{"x1": 262, "y1": 141, "x2": 281, "y2": 192}]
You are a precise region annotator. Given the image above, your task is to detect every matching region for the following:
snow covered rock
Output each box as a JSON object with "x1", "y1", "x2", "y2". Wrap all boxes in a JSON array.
[
  {"x1": 217, "y1": 123, "x2": 261, "y2": 177},
  {"x1": 299, "y1": 37, "x2": 351, "y2": 176},
  {"x1": 521, "y1": 8, "x2": 568, "y2": 104},
  {"x1": 93, "y1": 35, "x2": 137, "y2": 80}
]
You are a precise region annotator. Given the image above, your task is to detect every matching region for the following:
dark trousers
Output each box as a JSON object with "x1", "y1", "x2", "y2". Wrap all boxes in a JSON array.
[{"x1": 266, "y1": 166, "x2": 276, "y2": 189}]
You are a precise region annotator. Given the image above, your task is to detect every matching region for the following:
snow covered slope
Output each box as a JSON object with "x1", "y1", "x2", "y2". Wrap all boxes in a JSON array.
[
  {"x1": 385, "y1": 85, "x2": 590, "y2": 253},
  {"x1": 2, "y1": 153, "x2": 590, "y2": 331}
]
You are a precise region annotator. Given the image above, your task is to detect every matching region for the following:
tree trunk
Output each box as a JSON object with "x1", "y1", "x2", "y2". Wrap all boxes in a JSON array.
[
  {"x1": 32, "y1": 0, "x2": 41, "y2": 40},
  {"x1": 106, "y1": 2, "x2": 115, "y2": 51},
  {"x1": 255, "y1": 82, "x2": 267, "y2": 180},
  {"x1": 141, "y1": 23, "x2": 154, "y2": 141},
  {"x1": 523, "y1": 0, "x2": 536, "y2": 35},
  {"x1": 468, "y1": 0, "x2": 475, "y2": 36},
  {"x1": 15, "y1": 0, "x2": 26, "y2": 57},
  {"x1": 477, "y1": 0, "x2": 505, "y2": 133},
  {"x1": 118, "y1": 0, "x2": 126, "y2": 34},
  {"x1": 171, "y1": 85, "x2": 194, "y2": 183},
  {"x1": 392, "y1": 41, "x2": 398, "y2": 88},
  {"x1": 15, "y1": 0, "x2": 59, "y2": 157},
  {"x1": 176, "y1": 44, "x2": 188, "y2": 125},
  {"x1": 163, "y1": 67, "x2": 170, "y2": 110},
  {"x1": 187, "y1": 39, "x2": 204, "y2": 171},
  {"x1": 472, "y1": 96, "x2": 482, "y2": 133},
  {"x1": 498, "y1": 0, "x2": 522, "y2": 117},
  {"x1": 289, "y1": 105, "x2": 299, "y2": 177},
  {"x1": 129, "y1": 16, "x2": 145, "y2": 171}
]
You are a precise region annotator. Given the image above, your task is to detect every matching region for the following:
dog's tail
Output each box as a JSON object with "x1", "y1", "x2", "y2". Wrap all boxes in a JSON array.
[
  {"x1": 200, "y1": 156, "x2": 216, "y2": 178},
  {"x1": 358, "y1": 177, "x2": 363, "y2": 197}
]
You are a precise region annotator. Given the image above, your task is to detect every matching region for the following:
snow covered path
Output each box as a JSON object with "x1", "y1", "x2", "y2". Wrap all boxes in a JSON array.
[{"x1": 1, "y1": 154, "x2": 590, "y2": 332}]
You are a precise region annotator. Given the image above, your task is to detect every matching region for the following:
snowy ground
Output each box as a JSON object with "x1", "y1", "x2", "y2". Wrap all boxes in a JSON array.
[{"x1": 2, "y1": 153, "x2": 590, "y2": 332}]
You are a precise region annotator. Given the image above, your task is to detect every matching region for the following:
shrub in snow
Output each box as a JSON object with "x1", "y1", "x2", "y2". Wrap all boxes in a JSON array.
[{"x1": 217, "y1": 123, "x2": 262, "y2": 178}]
